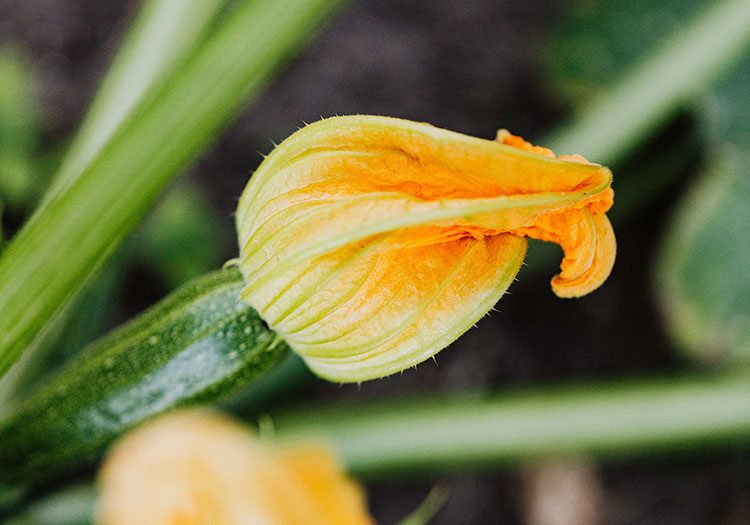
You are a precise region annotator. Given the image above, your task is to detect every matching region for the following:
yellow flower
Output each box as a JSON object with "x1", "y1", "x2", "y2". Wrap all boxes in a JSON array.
[
  {"x1": 97, "y1": 411, "x2": 373, "y2": 525},
  {"x1": 236, "y1": 116, "x2": 615, "y2": 382}
]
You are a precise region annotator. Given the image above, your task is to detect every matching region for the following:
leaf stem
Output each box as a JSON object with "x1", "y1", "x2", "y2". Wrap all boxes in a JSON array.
[{"x1": 272, "y1": 371, "x2": 750, "y2": 475}]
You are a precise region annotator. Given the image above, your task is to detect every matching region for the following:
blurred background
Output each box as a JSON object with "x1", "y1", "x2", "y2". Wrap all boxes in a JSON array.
[{"x1": 1, "y1": 0, "x2": 749, "y2": 523}]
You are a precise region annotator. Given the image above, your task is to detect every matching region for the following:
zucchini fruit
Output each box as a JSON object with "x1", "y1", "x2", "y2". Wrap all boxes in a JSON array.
[{"x1": 0, "y1": 268, "x2": 288, "y2": 491}]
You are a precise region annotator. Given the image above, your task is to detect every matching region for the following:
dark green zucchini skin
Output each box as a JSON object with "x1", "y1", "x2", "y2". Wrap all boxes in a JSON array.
[{"x1": 0, "y1": 268, "x2": 288, "y2": 489}]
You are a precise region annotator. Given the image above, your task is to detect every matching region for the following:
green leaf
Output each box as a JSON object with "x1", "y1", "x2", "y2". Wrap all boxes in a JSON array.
[
  {"x1": 0, "y1": 0, "x2": 343, "y2": 378},
  {"x1": 2, "y1": 483, "x2": 95, "y2": 525},
  {"x1": 542, "y1": 0, "x2": 750, "y2": 366},
  {"x1": 133, "y1": 183, "x2": 227, "y2": 289},
  {"x1": 43, "y1": 0, "x2": 227, "y2": 204},
  {"x1": 656, "y1": 59, "x2": 750, "y2": 365},
  {"x1": 0, "y1": 48, "x2": 40, "y2": 210},
  {"x1": 542, "y1": 0, "x2": 705, "y2": 103},
  {"x1": 702, "y1": 58, "x2": 750, "y2": 147},
  {"x1": 0, "y1": 269, "x2": 287, "y2": 491},
  {"x1": 544, "y1": 0, "x2": 750, "y2": 164},
  {"x1": 0, "y1": 257, "x2": 123, "y2": 407}
]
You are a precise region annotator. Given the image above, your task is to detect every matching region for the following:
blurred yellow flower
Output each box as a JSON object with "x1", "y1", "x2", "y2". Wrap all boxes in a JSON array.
[
  {"x1": 236, "y1": 116, "x2": 615, "y2": 382},
  {"x1": 97, "y1": 411, "x2": 373, "y2": 525}
]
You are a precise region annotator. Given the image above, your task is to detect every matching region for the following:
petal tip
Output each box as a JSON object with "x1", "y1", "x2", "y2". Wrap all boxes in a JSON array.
[{"x1": 550, "y1": 213, "x2": 616, "y2": 299}]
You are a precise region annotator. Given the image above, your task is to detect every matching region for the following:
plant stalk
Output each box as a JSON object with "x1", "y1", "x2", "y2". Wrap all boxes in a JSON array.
[{"x1": 272, "y1": 371, "x2": 750, "y2": 475}]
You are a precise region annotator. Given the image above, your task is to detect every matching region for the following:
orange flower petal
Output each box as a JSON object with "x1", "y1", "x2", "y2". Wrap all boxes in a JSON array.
[{"x1": 97, "y1": 411, "x2": 373, "y2": 525}]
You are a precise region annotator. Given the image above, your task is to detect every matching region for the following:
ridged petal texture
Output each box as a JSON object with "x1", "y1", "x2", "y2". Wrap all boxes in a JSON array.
[
  {"x1": 236, "y1": 116, "x2": 615, "y2": 382},
  {"x1": 97, "y1": 411, "x2": 373, "y2": 525}
]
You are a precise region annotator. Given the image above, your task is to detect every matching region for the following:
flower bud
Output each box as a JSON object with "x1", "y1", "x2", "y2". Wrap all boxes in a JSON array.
[
  {"x1": 97, "y1": 411, "x2": 372, "y2": 525},
  {"x1": 236, "y1": 116, "x2": 615, "y2": 382}
]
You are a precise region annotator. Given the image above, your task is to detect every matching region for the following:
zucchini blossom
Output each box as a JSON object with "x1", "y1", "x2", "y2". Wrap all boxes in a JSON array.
[{"x1": 236, "y1": 116, "x2": 615, "y2": 382}]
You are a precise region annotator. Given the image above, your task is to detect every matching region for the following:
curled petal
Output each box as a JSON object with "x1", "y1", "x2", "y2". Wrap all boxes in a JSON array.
[
  {"x1": 514, "y1": 194, "x2": 616, "y2": 298},
  {"x1": 236, "y1": 116, "x2": 615, "y2": 382}
]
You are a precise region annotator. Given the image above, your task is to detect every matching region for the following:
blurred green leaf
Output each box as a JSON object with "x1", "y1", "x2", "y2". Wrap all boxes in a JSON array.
[
  {"x1": 134, "y1": 183, "x2": 227, "y2": 289},
  {"x1": 543, "y1": 0, "x2": 704, "y2": 103},
  {"x1": 656, "y1": 60, "x2": 750, "y2": 365},
  {"x1": 3, "y1": 483, "x2": 94, "y2": 525},
  {"x1": 44, "y1": 0, "x2": 227, "y2": 204},
  {"x1": 702, "y1": 58, "x2": 750, "y2": 147},
  {"x1": 529, "y1": 0, "x2": 749, "y2": 278},
  {"x1": 541, "y1": 0, "x2": 750, "y2": 366},
  {"x1": 0, "y1": 48, "x2": 40, "y2": 210},
  {"x1": 544, "y1": 0, "x2": 750, "y2": 164},
  {"x1": 0, "y1": 257, "x2": 123, "y2": 408}
]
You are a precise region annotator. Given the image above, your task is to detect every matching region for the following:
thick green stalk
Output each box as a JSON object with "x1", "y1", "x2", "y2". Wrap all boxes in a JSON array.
[
  {"x1": 0, "y1": 269, "x2": 287, "y2": 490},
  {"x1": 0, "y1": 0, "x2": 343, "y2": 377},
  {"x1": 272, "y1": 372, "x2": 750, "y2": 475},
  {"x1": 44, "y1": 0, "x2": 227, "y2": 203},
  {"x1": 544, "y1": 0, "x2": 750, "y2": 163}
]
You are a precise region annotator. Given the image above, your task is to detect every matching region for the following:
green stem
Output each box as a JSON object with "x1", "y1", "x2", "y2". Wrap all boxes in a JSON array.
[
  {"x1": 0, "y1": 0, "x2": 343, "y2": 378},
  {"x1": 544, "y1": 0, "x2": 750, "y2": 164},
  {"x1": 0, "y1": 269, "x2": 287, "y2": 489},
  {"x1": 272, "y1": 372, "x2": 750, "y2": 475}
]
